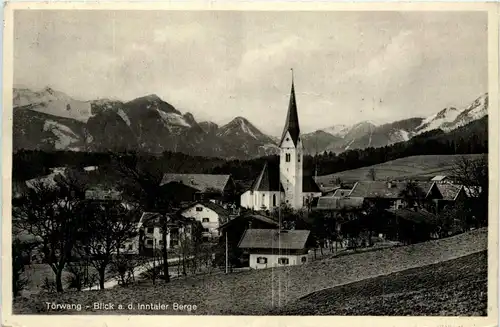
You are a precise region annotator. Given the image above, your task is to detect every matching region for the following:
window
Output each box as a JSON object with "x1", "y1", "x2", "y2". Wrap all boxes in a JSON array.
[
  {"x1": 196, "y1": 206, "x2": 203, "y2": 212},
  {"x1": 272, "y1": 194, "x2": 277, "y2": 207},
  {"x1": 128, "y1": 244, "x2": 133, "y2": 250},
  {"x1": 146, "y1": 227, "x2": 154, "y2": 234},
  {"x1": 298, "y1": 156, "x2": 301, "y2": 163},
  {"x1": 301, "y1": 257, "x2": 307, "y2": 263},
  {"x1": 203, "y1": 228, "x2": 210, "y2": 233},
  {"x1": 286, "y1": 153, "x2": 291, "y2": 162},
  {"x1": 202, "y1": 218, "x2": 209, "y2": 223},
  {"x1": 257, "y1": 257, "x2": 268, "y2": 264},
  {"x1": 146, "y1": 239, "x2": 153, "y2": 245},
  {"x1": 278, "y1": 257, "x2": 289, "y2": 265}
]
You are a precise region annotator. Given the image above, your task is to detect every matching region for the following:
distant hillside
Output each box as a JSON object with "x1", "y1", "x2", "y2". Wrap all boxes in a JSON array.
[{"x1": 315, "y1": 154, "x2": 485, "y2": 186}]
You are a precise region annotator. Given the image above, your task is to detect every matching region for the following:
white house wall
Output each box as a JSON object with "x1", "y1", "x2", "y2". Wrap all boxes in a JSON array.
[
  {"x1": 181, "y1": 204, "x2": 220, "y2": 240},
  {"x1": 249, "y1": 253, "x2": 308, "y2": 269}
]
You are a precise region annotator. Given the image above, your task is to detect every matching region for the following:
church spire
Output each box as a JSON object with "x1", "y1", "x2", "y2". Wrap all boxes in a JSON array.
[{"x1": 280, "y1": 69, "x2": 301, "y2": 146}]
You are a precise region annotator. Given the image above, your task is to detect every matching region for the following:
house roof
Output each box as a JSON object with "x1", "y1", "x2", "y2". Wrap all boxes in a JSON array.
[
  {"x1": 250, "y1": 163, "x2": 284, "y2": 192},
  {"x1": 431, "y1": 175, "x2": 447, "y2": 181},
  {"x1": 386, "y1": 208, "x2": 438, "y2": 225},
  {"x1": 314, "y1": 196, "x2": 365, "y2": 211},
  {"x1": 219, "y1": 213, "x2": 279, "y2": 229},
  {"x1": 436, "y1": 184, "x2": 464, "y2": 201},
  {"x1": 349, "y1": 181, "x2": 435, "y2": 199},
  {"x1": 238, "y1": 229, "x2": 310, "y2": 250},
  {"x1": 332, "y1": 188, "x2": 353, "y2": 197},
  {"x1": 25, "y1": 172, "x2": 66, "y2": 189},
  {"x1": 280, "y1": 77, "x2": 300, "y2": 146},
  {"x1": 160, "y1": 174, "x2": 231, "y2": 193}
]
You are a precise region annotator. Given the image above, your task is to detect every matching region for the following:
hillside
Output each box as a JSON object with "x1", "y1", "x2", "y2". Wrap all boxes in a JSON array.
[
  {"x1": 13, "y1": 228, "x2": 487, "y2": 315},
  {"x1": 274, "y1": 251, "x2": 487, "y2": 316},
  {"x1": 315, "y1": 154, "x2": 484, "y2": 185}
]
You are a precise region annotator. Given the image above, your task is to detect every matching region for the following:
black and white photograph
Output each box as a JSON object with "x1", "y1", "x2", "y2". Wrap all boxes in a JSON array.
[{"x1": 3, "y1": 3, "x2": 498, "y2": 324}]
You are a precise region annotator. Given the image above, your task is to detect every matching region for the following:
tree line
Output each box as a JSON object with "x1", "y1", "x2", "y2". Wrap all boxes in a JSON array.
[{"x1": 12, "y1": 116, "x2": 487, "y2": 186}]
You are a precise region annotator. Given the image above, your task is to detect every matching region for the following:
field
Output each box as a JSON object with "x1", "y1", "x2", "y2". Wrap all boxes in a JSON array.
[
  {"x1": 273, "y1": 251, "x2": 487, "y2": 316},
  {"x1": 316, "y1": 154, "x2": 484, "y2": 185},
  {"x1": 13, "y1": 228, "x2": 487, "y2": 315}
]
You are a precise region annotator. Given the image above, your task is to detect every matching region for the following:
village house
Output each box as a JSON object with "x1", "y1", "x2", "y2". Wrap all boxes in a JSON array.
[
  {"x1": 239, "y1": 229, "x2": 312, "y2": 269},
  {"x1": 179, "y1": 201, "x2": 230, "y2": 242},
  {"x1": 139, "y1": 212, "x2": 195, "y2": 256},
  {"x1": 218, "y1": 213, "x2": 280, "y2": 267},
  {"x1": 160, "y1": 173, "x2": 237, "y2": 204}
]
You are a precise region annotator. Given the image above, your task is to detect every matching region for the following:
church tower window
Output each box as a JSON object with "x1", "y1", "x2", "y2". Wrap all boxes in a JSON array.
[{"x1": 286, "y1": 153, "x2": 291, "y2": 162}]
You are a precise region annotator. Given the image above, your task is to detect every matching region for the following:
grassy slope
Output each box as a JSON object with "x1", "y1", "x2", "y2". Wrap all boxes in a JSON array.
[
  {"x1": 13, "y1": 228, "x2": 487, "y2": 315},
  {"x1": 316, "y1": 154, "x2": 484, "y2": 185},
  {"x1": 274, "y1": 251, "x2": 487, "y2": 316}
]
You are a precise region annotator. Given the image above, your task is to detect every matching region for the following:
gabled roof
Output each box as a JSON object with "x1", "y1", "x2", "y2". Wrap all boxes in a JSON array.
[
  {"x1": 431, "y1": 175, "x2": 448, "y2": 181},
  {"x1": 218, "y1": 213, "x2": 279, "y2": 230},
  {"x1": 436, "y1": 184, "x2": 464, "y2": 201},
  {"x1": 314, "y1": 196, "x2": 364, "y2": 211},
  {"x1": 238, "y1": 229, "x2": 310, "y2": 250},
  {"x1": 280, "y1": 76, "x2": 300, "y2": 146},
  {"x1": 160, "y1": 174, "x2": 231, "y2": 193},
  {"x1": 349, "y1": 181, "x2": 435, "y2": 199},
  {"x1": 250, "y1": 163, "x2": 284, "y2": 192}
]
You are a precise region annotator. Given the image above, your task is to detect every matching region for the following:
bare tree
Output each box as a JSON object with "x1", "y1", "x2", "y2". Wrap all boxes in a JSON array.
[
  {"x1": 13, "y1": 174, "x2": 86, "y2": 292},
  {"x1": 78, "y1": 201, "x2": 139, "y2": 289},
  {"x1": 450, "y1": 154, "x2": 488, "y2": 226},
  {"x1": 399, "y1": 181, "x2": 426, "y2": 208},
  {"x1": 112, "y1": 152, "x2": 177, "y2": 283}
]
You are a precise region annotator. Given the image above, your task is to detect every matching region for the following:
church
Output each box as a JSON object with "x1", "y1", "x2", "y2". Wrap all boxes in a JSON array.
[{"x1": 240, "y1": 74, "x2": 322, "y2": 211}]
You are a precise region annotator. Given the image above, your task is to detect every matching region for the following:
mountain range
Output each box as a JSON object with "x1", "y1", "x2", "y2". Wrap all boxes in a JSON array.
[{"x1": 12, "y1": 87, "x2": 488, "y2": 159}]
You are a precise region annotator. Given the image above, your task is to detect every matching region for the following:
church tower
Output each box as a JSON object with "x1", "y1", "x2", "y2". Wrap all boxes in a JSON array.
[{"x1": 279, "y1": 71, "x2": 303, "y2": 209}]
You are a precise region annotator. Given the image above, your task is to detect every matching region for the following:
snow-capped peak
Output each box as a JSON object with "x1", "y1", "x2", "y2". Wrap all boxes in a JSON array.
[{"x1": 322, "y1": 124, "x2": 350, "y2": 137}]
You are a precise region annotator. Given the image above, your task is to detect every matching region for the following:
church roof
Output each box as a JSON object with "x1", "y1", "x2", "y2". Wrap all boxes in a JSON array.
[
  {"x1": 249, "y1": 162, "x2": 321, "y2": 193},
  {"x1": 303, "y1": 175, "x2": 322, "y2": 193},
  {"x1": 280, "y1": 75, "x2": 300, "y2": 146},
  {"x1": 250, "y1": 162, "x2": 284, "y2": 192}
]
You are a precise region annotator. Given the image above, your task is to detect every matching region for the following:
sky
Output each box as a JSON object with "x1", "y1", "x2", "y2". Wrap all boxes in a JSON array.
[{"x1": 14, "y1": 10, "x2": 488, "y2": 136}]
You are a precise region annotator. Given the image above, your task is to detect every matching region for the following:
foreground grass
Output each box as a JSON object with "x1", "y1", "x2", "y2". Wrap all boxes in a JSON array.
[
  {"x1": 316, "y1": 154, "x2": 484, "y2": 184},
  {"x1": 13, "y1": 228, "x2": 487, "y2": 315},
  {"x1": 272, "y1": 251, "x2": 487, "y2": 316}
]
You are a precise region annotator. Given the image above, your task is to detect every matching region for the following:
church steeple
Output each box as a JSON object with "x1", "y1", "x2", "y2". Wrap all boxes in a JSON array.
[{"x1": 280, "y1": 69, "x2": 301, "y2": 146}]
